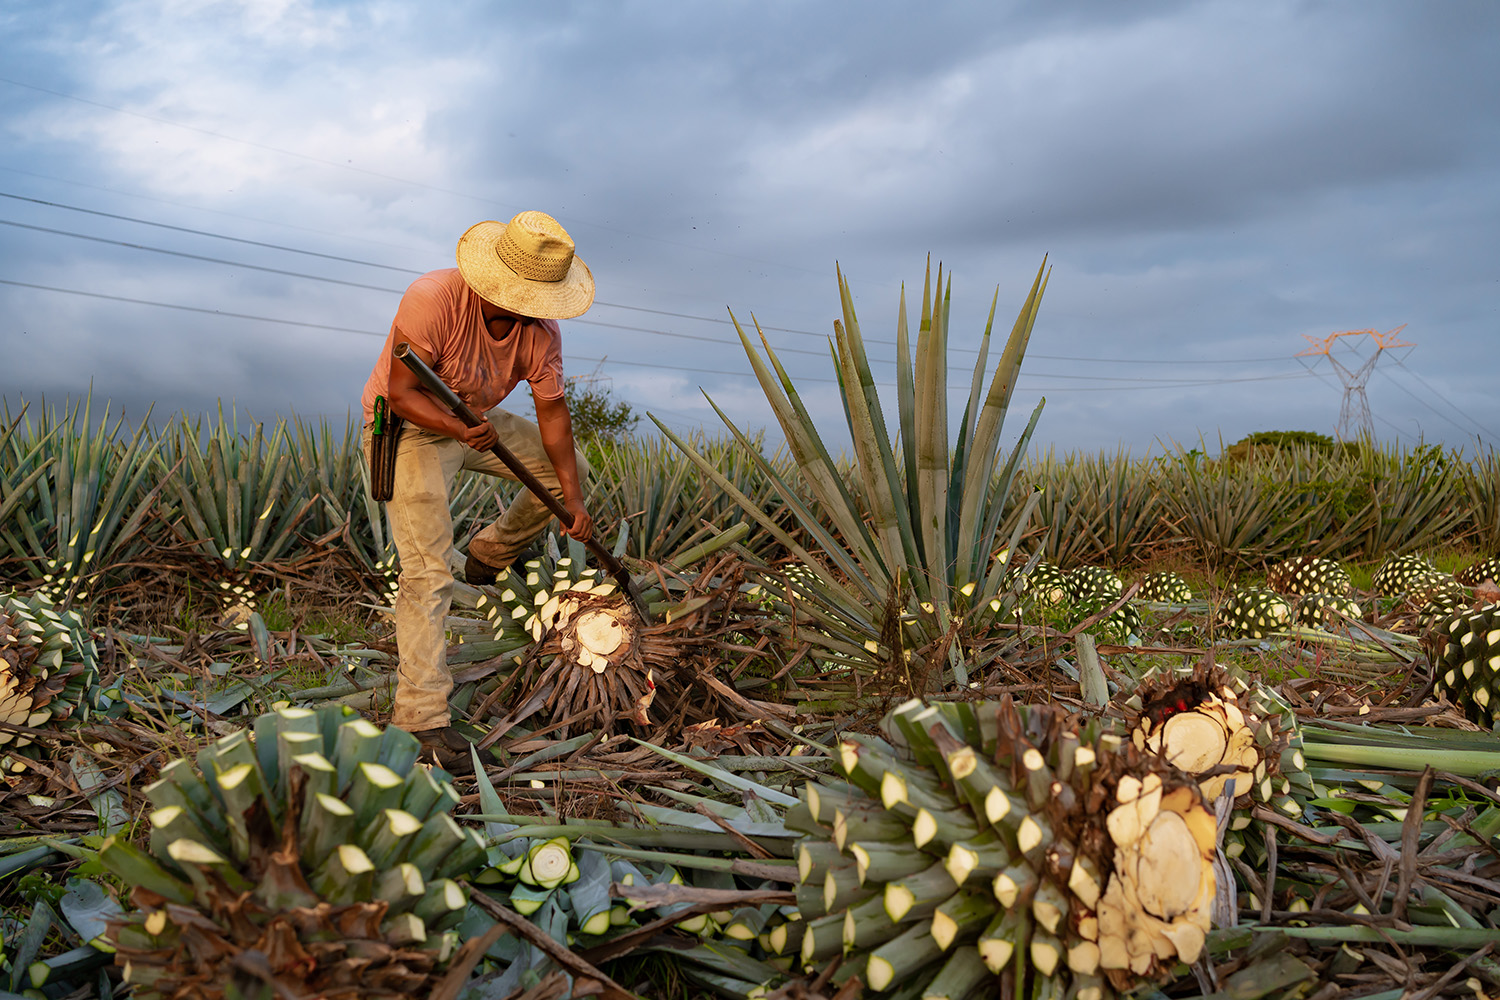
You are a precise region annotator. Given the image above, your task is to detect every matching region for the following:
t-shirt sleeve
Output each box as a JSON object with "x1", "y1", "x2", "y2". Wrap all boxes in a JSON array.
[
  {"x1": 527, "y1": 320, "x2": 567, "y2": 401},
  {"x1": 390, "y1": 277, "x2": 452, "y2": 363}
]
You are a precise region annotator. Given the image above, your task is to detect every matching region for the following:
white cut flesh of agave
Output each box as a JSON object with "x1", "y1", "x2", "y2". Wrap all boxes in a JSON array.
[
  {"x1": 575, "y1": 610, "x2": 627, "y2": 658},
  {"x1": 1159, "y1": 711, "x2": 1229, "y2": 774},
  {"x1": 524, "y1": 839, "x2": 574, "y2": 887},
  {"x1": 1130, "y1": 810, "x2": 1202, "y2": 921},
  {"x1": 1106, "y1": 773, "x2": 1162, "y2": 848}
]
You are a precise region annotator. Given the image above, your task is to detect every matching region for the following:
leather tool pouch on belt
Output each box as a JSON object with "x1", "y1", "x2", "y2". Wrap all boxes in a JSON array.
[{"x1": 369, "y1": 395, "x2": 403, "y2": 502}]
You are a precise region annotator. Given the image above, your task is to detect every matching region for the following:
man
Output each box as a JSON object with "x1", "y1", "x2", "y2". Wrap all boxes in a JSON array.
[{"x1": 360, "y1": 211, "x2": 595, "y2": 770}]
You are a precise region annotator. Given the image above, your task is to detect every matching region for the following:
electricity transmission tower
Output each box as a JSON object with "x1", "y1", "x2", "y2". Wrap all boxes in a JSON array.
[{"x1": 1295, "y1": 326, "x2": 1413, "y2": 441}]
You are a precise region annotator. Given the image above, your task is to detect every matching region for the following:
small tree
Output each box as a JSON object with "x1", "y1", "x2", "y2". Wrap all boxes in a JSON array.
[{"x1": 563, "y1": 363, "x2": 638, "y2": 443}]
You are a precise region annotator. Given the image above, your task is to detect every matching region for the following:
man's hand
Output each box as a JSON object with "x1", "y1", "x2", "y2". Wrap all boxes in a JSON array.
[
  {"x1": 458, "y1": 420, "x2": 498, "y2": 451},
  {"x1": 561, "y1": 497, "x2": 593, "y2": 542}
]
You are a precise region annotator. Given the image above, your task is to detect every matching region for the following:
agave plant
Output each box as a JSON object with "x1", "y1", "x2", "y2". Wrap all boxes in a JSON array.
[
  {"x1": 158, "y1": 408, "x2": 321, "y2": 613},
  {"x1": 587, "y1": 430, "x2": 797, "y2": 566},
  {"x1": 655, "y1": 259, "x2": 1049, "y2": 686},
  {"x1": 0, "y1": 394, "x2": 169, "y2": 600},
  {"x1": 1006, "y1": 448, "x2": 1168, "y2": 570}
]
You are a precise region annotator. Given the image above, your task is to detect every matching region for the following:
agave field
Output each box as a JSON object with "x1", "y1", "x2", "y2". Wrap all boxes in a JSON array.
[{"x1": 4, "y1": 261, "x2": 1500, "y2": 1000}]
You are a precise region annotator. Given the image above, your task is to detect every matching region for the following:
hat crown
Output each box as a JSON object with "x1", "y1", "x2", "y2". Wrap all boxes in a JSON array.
[
  {"x1": 495, "y1": 211, "x2": 574, "y2": 283},
  {"x1": 455, "y1": 212, "x2": 593, "y2": 319}
]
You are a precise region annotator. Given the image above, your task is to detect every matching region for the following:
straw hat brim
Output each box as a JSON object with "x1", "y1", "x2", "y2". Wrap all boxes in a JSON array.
[{"x1": 456, "y1": 220, "x2": 595, "y2": 320}]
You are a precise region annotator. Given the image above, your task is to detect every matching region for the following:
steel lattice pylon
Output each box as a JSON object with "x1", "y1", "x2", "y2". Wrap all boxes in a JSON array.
[{"x1": 1295, "y1": 326, "x2": 1412, "y2": 440}]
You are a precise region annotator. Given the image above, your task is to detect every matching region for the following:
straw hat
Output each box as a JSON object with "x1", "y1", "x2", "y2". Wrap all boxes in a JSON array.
[{"x1": 455, "y1": 211, "x2": 594, "y2": 319}]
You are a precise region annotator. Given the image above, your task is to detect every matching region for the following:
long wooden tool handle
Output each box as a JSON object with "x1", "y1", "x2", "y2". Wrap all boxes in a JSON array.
[{"x1": 392, "y1": 342, "x2": 631, "y2": 583}]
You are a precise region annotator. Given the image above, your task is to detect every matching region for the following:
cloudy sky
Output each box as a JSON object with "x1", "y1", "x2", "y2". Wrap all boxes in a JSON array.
[{"x1": 2, "y1": 0, "x2": 1497, "y2": 457}]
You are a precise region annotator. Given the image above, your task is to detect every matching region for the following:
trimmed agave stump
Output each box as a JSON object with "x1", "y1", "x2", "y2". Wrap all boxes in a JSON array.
[
  {"x1": 786, "y1": 697, "x2": 1217, "y2": 999},
  {"x1": 1122, "y1": 665, "x2": 1296, "y2": 818},
  {"x1": 101, "y1": 706, "x2": 488, "y2": 999},
  {"x1": 516, "y1": 587, "x2": 664, "y2": 738}
]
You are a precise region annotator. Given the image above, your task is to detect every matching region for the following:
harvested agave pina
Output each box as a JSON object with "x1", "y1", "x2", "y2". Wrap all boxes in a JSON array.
[
  {"x1": 1371, "y1": 553, "x2": 1439, "y2": 596},
  {"x1": 1016, "y1": 561, "x2": 1071, "y2": 607},
  {"x1": 1265, "y1": 555, "x2": 1352, "y2": 597},
  {"x1": 1135, "y1": 572, "x2": 1193, "y2": 604},
  {"x1": 1426, "y1": 603, "x2": 1500, "y2": 728},
  {"x1": 784, "y1": 696, "x2": 1221, "y2": 998},
  {"x1": 1456, "y1": 557, "x2": 1500, "y2": 588},
  {"x1": 0, "y1": 590, "x2": 99, "y2": 751},
  {"x1": 1217, "y1": 587, "x2": 1291, "y2": 639},
  {"x1": 1067, "y1": 565, "x2": 1124, "y2": 602},
  {"x1": 1293, "y1": 592, "x2": 1362, "y2": 630},
  {"x1": 101, "y1": 706, "x2": 486, "y2": 1000}
]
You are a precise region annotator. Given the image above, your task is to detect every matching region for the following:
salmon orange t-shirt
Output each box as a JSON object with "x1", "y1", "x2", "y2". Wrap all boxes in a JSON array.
[{"x1": 360, "y1": 268, "x2": 566, "y2": 426}]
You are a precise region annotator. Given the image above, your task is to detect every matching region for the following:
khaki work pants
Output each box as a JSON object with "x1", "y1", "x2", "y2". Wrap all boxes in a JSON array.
[{"x1": 365, "y1": 407, "x2": 590, "y2": 732}]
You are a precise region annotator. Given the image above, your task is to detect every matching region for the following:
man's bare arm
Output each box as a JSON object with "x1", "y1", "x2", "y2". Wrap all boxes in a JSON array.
[
  {"x1": 386, "y1": 336, "x2": 497, "y2": 450},
  {"x1": 534, "y1": 393, "x2": 593, "y2": 542}
]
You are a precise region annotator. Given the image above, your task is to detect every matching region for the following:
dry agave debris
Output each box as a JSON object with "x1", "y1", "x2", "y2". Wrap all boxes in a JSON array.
[
  {"x1": 784, "y1": 697, "x2": 1219, "y2": 999},
  {"x1": 0, "y1": 590, "x2": 98, "y2": 755},
  {"x1": 100, "y1": 705, "x2": 488, "y2": 999}
]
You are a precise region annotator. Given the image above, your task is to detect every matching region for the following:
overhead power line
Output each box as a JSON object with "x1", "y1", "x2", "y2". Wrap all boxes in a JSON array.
[
  {"x1": 1387, "y1": 358, "x2": 1499, "y2": 440},
  {"x1": 0, "y1": 219, "x2": 398, "y2": 293},
  {"x1": 4, "y1": 188, "x2": 1291, "y2": 366},
  {"x1": 0, "y1": 191, "x2": 422, "y2": 273},
  {"x1": 0, "y1": 277, "x2": 378, "y2": 335},
  {"x1": 2, "y1": 276, "x2": 1310, "y2": 391},
  {"x1": 1375, "y1": 367, "x2": 1495, "y2": 441}
]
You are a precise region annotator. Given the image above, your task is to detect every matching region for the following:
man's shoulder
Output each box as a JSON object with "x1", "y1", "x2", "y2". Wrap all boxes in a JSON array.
[{"x1": 405, "y1": 268, "x2": 467, "y2": 300}]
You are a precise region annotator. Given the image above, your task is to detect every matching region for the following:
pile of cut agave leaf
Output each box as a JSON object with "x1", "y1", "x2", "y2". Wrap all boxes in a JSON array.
[{"x1": 6, "y1": 673, "x2": 1500, "y2": 1000}]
